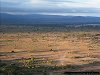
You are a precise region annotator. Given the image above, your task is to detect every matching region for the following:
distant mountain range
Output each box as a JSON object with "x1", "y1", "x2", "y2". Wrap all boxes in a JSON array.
[{"x1": 0, "y1": 13, "x2": 100, "y2": 24}]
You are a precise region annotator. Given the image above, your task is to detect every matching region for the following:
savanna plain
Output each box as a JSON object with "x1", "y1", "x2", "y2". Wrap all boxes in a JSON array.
[{"x1": 0, "y1": 25, "x2": 100, "y2": 75}]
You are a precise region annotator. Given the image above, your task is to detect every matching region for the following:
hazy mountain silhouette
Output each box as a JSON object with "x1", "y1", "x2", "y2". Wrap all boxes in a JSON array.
[{"x1": 0, "y1": 13, "x2": 100, "y2": 24}]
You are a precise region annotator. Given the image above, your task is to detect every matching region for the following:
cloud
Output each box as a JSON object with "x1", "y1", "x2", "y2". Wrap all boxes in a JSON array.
[
  {"x1": 0, "y1": 0, "x2": 18, "y2": 3},
  {"x1": 0, "y1": 0, "x2": 100, "y2": 16},
  {"x1": 1, "y1": 0, "x2": 100, "y2": 8}
]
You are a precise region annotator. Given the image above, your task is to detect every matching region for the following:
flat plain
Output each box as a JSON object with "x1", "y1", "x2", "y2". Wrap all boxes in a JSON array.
[{"x1": 0, "y1": 25, "x2": 100, "y2": 75}]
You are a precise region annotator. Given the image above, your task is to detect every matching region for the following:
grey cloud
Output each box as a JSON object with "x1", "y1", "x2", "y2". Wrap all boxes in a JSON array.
[{"x1": 0, "y1": 0, "x2": 100, "y2": 16}]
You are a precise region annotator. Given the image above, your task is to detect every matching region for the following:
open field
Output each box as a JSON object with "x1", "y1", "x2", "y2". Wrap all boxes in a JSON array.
[{"x1": 0, "y1": 25, "x2": 100, "y2": 75}]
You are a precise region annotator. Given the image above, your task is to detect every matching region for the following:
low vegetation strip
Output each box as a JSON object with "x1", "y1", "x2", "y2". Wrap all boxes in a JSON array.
[{"x1": 63, "y1": 72, "x2": 100, "y2": 75}]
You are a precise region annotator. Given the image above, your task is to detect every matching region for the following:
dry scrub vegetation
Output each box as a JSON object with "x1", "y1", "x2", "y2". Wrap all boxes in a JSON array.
[
  {"x1": 0, "y1": 25, "x2": 100, "y2": 75},
  {"x1": 0, "y1": 32, "x2": 100, "y2": 66}
]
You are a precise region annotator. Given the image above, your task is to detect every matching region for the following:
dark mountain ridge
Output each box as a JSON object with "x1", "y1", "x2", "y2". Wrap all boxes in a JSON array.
[{"x1": 0, "y1": 13, "x2": 100, "y2": 25}]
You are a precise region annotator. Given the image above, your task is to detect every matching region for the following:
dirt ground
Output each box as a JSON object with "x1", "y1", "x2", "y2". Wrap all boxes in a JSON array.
[{"x1": 0, "y1": 31, "x2": 100, "y2": 72}]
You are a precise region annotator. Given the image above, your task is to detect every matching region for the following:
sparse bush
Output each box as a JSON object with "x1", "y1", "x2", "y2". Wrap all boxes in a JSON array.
[{"x1": 11, "y1": 51, "x2": 15, "y2": 53}]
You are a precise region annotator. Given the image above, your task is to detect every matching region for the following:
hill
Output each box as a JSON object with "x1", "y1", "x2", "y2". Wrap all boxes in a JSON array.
[{"x1": 0, "y1": 13, "x2": 100, "y2": 24}]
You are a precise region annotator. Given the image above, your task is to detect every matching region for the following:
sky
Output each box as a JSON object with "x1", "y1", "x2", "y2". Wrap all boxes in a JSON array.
[{"x1": 0, "y1": 0, "x2": 100, "y2": 16}]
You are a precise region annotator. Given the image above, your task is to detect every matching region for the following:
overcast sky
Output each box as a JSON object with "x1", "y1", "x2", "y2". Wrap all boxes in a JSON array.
[{"x1": 0, "y1": 0, "x2": 100, "y2": 16}]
